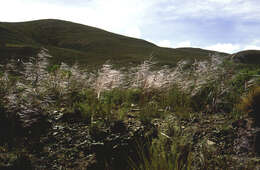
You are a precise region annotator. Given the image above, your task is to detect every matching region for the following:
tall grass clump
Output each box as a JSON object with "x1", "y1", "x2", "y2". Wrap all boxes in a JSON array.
[
  {"x1": 130, "y1": 125, "x2": 193, "y2": 170},
  {"x1": 237, "y1": 86, "x2": 260, "y2": 126}
]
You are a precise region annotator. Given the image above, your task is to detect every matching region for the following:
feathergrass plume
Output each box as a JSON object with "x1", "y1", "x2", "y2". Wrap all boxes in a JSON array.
[
  {"x1": 94, "y1": 62, "x2": 124, "y2": 99},
  {"x1": 0, "y1": 72, "x2": 10, "y2": 94},
  {"x1": 0, "y1": 72, "x2": 18, "y2": 108},
  {"x1": 132, "y1": 59, "x2": 174, "y2": 90},
  {"x1": 23, "y1": 49, "x2": 51, "y2": 87},
  {"x1": 0, "y1": 50, "x2": 231, "y2": 115},
  {"x1": 132, "y1": 59, "x2": 154, "y2": 89},
  {"x1": 162, "y1": 54, "x2": 225, "y2": 96},
  {"x1": 166, "y1": 54, "x2": 230, "y2": 113},
  {"x1": 187, "y1": 54, "x2": 224, "y2": 95}
]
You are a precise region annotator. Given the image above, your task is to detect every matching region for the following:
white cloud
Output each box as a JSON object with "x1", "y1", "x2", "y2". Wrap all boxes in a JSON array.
[
  {"x1": 205, "y1": 41, "x2": 260, "y2": 53},
  {"x1": 175, "y1": 41, "x2": 192, "y2": 48},
  {"x1": 123, "y1": 27, "x2": 142, "y2": 38},
  {"x1": 158, "y1": 0, "x2": 260, "y2": 21},
  {"x1": 242, "y1": 39, "x2": 260, "y2": 50},
  {"x1": 243, "y1": 45, "x2": 260, "y2": 51},
  {"x1": 208, "y1": 0, "x2": 234, "y2": 3},
  {"x1": 157, "y1": 40, "x2": 172, "y2": 48},
  {"x1": 252, "y1": 39, "x2": 260, "y2": 46},
  {"x1": 205, "y1": 43, "x2": 240, "y2": 53},
  {"x1": 157, "y1": 40, "x2": 193, "y2": 48}
]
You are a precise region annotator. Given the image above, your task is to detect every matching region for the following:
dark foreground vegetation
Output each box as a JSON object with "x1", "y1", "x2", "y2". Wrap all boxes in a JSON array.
[{"x1": 0, "y1": 48, "x2": 259, "y2": 169}]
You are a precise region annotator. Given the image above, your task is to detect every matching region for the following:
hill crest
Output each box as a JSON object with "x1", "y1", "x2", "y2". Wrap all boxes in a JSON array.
[{"x1": 0, "y1": 19, "x2": 227, "y2": 67}]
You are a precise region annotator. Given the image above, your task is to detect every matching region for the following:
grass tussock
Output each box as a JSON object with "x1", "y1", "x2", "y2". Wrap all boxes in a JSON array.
[{"x1": 237, "y1": 86, "x2": 260, "y2": 125}]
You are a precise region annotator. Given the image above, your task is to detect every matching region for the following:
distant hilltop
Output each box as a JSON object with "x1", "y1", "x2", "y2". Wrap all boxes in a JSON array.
[{"x1": 2, "y1": 19, "x2": 253, "y2": 67}]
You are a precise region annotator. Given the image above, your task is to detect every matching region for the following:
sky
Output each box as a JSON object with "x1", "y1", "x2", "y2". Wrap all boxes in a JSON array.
[{"x1": 1, "y1": 0, "x2": 260, "y2": 53}]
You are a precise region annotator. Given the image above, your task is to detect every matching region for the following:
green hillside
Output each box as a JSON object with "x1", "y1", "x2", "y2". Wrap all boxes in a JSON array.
[
  {"x1": 231, "y1": 50, "x2": 260, "y2": 65},
  {"x1": 0, "y1": 19, "x2": 227, "y2": 67}
]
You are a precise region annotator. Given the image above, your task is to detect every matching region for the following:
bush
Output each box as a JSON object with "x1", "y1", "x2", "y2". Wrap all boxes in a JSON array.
[
  {"x1": 139, "y1": 102, "x2": 161, "y2": 124},
  {"x1": 231, "y1": 68, "x2": 260, "y2": 93},
  {"x1": 101, "y1": 88, "x2": 124, "y2": 106},
  {"x1": 165, "y1": 86, "x2": 192, "y2": 113},
  {"x1": 75, "y1": 102, "x2": 92, "y2": 124},
  {"x1": 126, "y1": 88, "x2": 142, "y2": 104},
  {"x1": 89, "y1": 120, "x2": 107, "y2": 141},
  {"x1": 190, "y1": 81, "x2": 230, "y2": 113}
]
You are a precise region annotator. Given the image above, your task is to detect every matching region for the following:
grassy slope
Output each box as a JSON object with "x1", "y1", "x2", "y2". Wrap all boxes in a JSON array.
[
  {"x1": 231, "y1": 50, "x2": 260, "y2": 65},
  {"x1": 0, "y1": 19, "x2": 227, "y2": 67}
]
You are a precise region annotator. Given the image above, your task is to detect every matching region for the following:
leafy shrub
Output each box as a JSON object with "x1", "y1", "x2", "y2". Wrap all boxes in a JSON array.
[
  {"x1": 75, "y1": 102, "x2": 92, "y2": 123},
  {"x1": 114, "y1": 107, "x2": 128, "y2": 121},
  {"x1": 165, "y1": 86, "x2": 192, "y2": 113},
  {"x1": 89, "y1": 120, "x2": 107, "y2": 141},
  {"x1": 191, "y1": 82, "x2": 216, "y2": 112},
  {"x1": 110, "y1": 88, "x2": 124, "y2": 106},
  {"x1": 47, "y1": 64, "x2": 60, "y2": 74},
  {"x1": 65, "y1": 89, "x2": 100, "y2": 123},
  {"x1": 81, "y1": 89, "x2": 98, "y2": 106},
  {"x1": 100, "y1": 88, "x2": 125, "y2": 106},
  {"x1": 190, "y1": 81, "x2": 230, "y2": 113},
  {"x1": 231, "y1": 68, "x2": 260, "y2": 93},
  {"x1": 139, "y1": 102, "x2": 162, "y2": 124},
  {"x1": 126, "y1": 88, "x2": 142, "y2": 104}
]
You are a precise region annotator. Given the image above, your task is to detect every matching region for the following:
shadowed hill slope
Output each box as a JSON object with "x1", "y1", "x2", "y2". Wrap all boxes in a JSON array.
[
  {"x1": 0, "y1": 19, "x2": 227, "y2": 67},
  {"x1": 231, "y1": 50, "x2": 260, "y2": 65}
]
